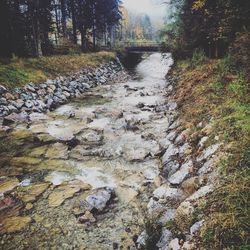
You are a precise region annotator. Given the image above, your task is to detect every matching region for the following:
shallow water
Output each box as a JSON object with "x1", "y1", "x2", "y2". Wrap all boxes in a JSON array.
[{"x1": 0, "y1": 53, "x2": 173, "y2": 249}]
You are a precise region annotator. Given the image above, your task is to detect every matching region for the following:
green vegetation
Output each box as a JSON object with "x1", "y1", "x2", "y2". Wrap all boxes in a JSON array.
[
  {"x1": 172, "y1": 54, "x2": 250, "y2": 249},
  {"x1": 0, "y1": 51, "x2": 115, "y2": 89}
]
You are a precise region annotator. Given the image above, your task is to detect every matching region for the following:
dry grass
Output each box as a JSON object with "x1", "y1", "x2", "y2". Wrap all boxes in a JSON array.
[
  {"x1": 0, "y1": 51, "x2": 115, "y2": 90},
  {"x1": 171, "y1": 58, "x2": 250, "y2": 249}
]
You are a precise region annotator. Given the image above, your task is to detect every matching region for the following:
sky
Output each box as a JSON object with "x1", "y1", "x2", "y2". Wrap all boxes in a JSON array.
[{"x1": 122, "y1": 0, "x2": 167, "y2": 23}]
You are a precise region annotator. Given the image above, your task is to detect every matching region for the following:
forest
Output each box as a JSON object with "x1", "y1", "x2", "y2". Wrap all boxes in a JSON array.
[
  {"x1": 161, "y1": 0, "x2": 250, "y2": 62},
  {"x1": 0, "y1": 0, "x2": 122, "y2": 57}
]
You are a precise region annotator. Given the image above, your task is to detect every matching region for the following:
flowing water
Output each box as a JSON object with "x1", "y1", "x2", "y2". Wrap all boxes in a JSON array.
[{"x1": 0, "y1": 53, "x2": 173, "y2": 249}]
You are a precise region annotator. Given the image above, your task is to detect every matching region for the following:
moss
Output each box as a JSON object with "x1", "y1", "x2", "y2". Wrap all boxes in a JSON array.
[{"x1": 0, "y1": 51, "x2": 115, "y2": 90}]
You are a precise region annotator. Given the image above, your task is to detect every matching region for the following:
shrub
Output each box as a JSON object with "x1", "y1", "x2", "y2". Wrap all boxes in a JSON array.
[
  {"x1": 190, "y1": 48, "x2": 207, "y2": 68},
  {"x1": 230, "y1": 31, "x2": 250, "y2": 70}
]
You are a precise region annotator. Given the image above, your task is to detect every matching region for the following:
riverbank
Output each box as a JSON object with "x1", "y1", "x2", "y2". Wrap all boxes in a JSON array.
[
  {"x1": 157, "y1": 58, "x2": 249, "y2": 249},
  {"x1": 0, "y1": 52, "x2": 115, "y2": 90},
  {"x1": 0, "y1": 54, "x2": 127, "y2": 122}
]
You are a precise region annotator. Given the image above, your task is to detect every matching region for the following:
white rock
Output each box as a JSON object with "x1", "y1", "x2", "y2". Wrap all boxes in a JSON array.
[
  {"x1": 196, "y1": 144, "x2": 221, "y2": 162},
  {"x1": 198, "y1": 136, "x2": 209, "y2": 148},
  {"x1": 168, "y1": 160, "x2": 193, "y2": 185},
  {"x1": 157, "y1": 229, "x2": 172, "y2": 248},
  {"x1": 198, "y1": 158, "x2": 214, "y2": 175},
  {"x1": 168, "y1": 238, "x2": 181, "y2": 250},
  {"x1": 136, "y1": 231, "x2": 148, "y2": 248},
  {"x1": 162, "y1": 144, "x2": 179, "y2": 165},
  {"x1": 190, "y1": 220, "x2": 204, "y2": 235},
  {"x1": 187, "y1": 185, "x2": 214, "y2": 201},
  {"x1": 166, "y1": 131, "x2": 177, "y2": 141},
  {"x1": 85, "y1": 188, "x2": 113, "y2": 211},
  {"x1": 153, "y1": 185, "x2": 183, "y2": 200}
]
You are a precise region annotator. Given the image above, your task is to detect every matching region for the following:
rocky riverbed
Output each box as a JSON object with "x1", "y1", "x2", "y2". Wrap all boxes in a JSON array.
[{"x1": 0, "y1": 53, "x2": 222, "y2": 249}]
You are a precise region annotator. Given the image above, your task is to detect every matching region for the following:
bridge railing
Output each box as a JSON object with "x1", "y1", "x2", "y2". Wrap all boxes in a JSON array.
[
  {"x1": 114, "y1": 41, "x2": 160, "y2": 48},
  {"x1": 123, "y1": 41, "x2": 160, "y2": 48}
]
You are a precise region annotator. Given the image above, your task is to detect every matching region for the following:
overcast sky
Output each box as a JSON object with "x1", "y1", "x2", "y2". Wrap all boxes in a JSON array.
[{"x1": 122, "y1": 0, "x2": 167, "y2": 22}]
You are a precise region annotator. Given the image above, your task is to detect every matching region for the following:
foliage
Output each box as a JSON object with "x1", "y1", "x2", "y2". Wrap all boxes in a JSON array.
[
  {"x1": 161, "y1": 0, "x2": 250, "y2": 59},
  {"x1": 190, "y1": 48, "x2": 207, "y2": 68},
  {"x1": 229, "y1": 31, "x2": 250, "y2": 72},
  {"x1": 0, "y1": 0, "x2": 122, "y2": 57}
]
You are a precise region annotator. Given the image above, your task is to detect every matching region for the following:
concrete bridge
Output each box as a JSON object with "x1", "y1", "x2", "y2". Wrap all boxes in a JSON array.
[{"x1": 124, "y1": 42, "x2": 160, "y2": 53}]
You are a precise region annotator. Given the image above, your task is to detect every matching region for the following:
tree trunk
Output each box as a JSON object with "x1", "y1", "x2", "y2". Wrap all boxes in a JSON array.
[
  {"x1": 70, "y1": 1, "x2": 77, "y2": 44},
  {"x1": 61, "y1": 0, "x2": 67, "y2": 37},
  {"x1": 92, "y1": 1, "x2": 96, "y2": 50},
  {"x1": 215, "y1": 39, "x2": 219, "y2": 58},
  {"x1": 53, "y1": 0, "x2": 60, "y2": 43},
  {"x1": 80, "y1": 28, "x2": 87, "y2": 51}
]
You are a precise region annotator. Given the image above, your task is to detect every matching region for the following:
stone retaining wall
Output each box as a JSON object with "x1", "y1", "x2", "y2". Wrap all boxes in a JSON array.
[{"x1": 0, "y1": 58, "x2": 126, "y2": 125}]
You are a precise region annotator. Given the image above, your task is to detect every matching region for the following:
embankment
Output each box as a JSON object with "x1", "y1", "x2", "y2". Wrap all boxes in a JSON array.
[
  {"x1": 154, "y1": 59, "x2": 249, "y2": 250},
  {"x1": 0, "y1": 52, "x2": 128, "y2": 125}
]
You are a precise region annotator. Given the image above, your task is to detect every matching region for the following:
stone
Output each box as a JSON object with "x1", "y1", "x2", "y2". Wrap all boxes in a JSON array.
[
  {"x1": 175, "y1": 128, "x2": 190, "y2": 145},
  {"x1": 168, "y1": 160, "x2": 193, "y2": 185},
  {"x1": 159, "y1": 138, "x2": 172, "y2": 149},
  {"x1": 0, "y1": 216, "x2": 31, "y2": 234},
  {"x1": 167, "y1": 101, "x2": 178, "y2": 111},
  {"x1": 166, "y1": 131, "x2": 177, "y2": 141},
  {"x1": 198, "y1": 136, "x2": 209, "y2": 148},
  {"x1": 181, "y1": 177, "x2": 200, "y2": 196},
  {"x1": 77, "y1": 131, "x2": 103, "y2": 144},
  {"x1": 0, "y1": 85, "x2": 7, "y2": 95},
  {"x1": 25, "y1": 100, "x2": 34, "y2": 108},
  {"x1": 175, "y1": 201, "x2": 195, "y2": 232},
  {"x1": 190, "y1": 220, "x2": 204, "y2": 235},
  {"x1": 147, "y1": 197, "x2": 165, "y2": 215},
  {"x1": 5, "y1": 93, "x2": 15, "y2": 100},
  {"x1": 45, "y1": 143, "x2": 69, "y2": 160},
  {"x1": 179, "y1": 143, "x2": 191, "y2": 157},
  {"x1": 3, "y1": 113, "x2": 26, "y2": 125},
  {"x1": 0, "y1": 178, "x2": 19, "y2": 194},
  {"x1": 182, "y1": 241, "x2": 195, "y2": 250},
  {"x1": 136, "y1": 231, "x2": 148, "y2": 248},
  {"x1": 20, "y1": 179, "x2": 31, "y2": 187},
  {"x1": 25, "y1": 203, "x2": 33, "y2": 210},
  {"x1": 156, "y1": 229, "x2": 172, "y2": 248},
  {"x1": 154, "y1": 176, "x2": 162, "y2": 187},
  {"x1": 78, "y1": 211, "x2": 96, "y2": 224},
  {"x1": 17, "y1": 183, "x2": 50, "y2": 203},
  {"x1": 48, "y1": 180, "x2": 90, "y2": 207},
  {"x1": 168, "y1": 119, "x2": 181, "y2": 130},
  {"x1": 198, "y1": 157, "x2": 216, "y2": 176},
  {"x1": 153, "y1": 185, "x2": 183, "y2": 201},
  {"x1": 187, "y1": 185, "x2": 214, "y2": 201},
  {"x1": 116, "y1": 187, "x2": 138, "y2": 203},
  {"x1": 15, "y1": 99, "x2": 25, "y2": 109},
  {"x1": 0, "y1": 97, "x2": 7, "y2": 105},
  {"x1": 196, "y1": 144, "x2": 221, "y2": 162},
  {"x1": 168, "y1": 238, "x2": 181, "y2": 250},
  {"x1": 159, "y1": 208, "x2": 176, "y2": 225},
  {"x1": 162, "y1": 144, "x2": 179, "y2": 165},
  {"x1": 124, "y1": 147, "x2": 149, "y2": 162},
  {"x1": 163, "y1": 161, "x2": 180, "y2": 178},
  {"x1": 85, "y1": 187, "x2": 113, "y2": 211}
]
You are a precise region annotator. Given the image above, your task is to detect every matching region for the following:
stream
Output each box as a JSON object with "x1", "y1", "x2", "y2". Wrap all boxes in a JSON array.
[{"x1": 0, "y1": 53, "x2": 174, "y2": 250}]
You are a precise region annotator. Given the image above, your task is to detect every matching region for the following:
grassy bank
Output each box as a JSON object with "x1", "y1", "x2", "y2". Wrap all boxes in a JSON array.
[
  {"x1": 171, "y1": 57, "x2": 250, "y2": 249},
  {"x1": 0, "y1": 51, "x2": 116, "y2": 90}
]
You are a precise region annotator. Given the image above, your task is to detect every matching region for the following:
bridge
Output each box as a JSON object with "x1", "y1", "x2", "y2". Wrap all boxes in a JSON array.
[{"x1": 124, "y1": 42, "x2": 160, "y2": 53}]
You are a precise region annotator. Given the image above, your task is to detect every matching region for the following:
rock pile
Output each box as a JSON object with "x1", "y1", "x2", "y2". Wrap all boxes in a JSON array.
[
  {"x1": 0, "y1": 58, "x2": 126, "y2": 125},
  {"x1": 139, "y1": 75, "x2": 223, "y2": 250}
]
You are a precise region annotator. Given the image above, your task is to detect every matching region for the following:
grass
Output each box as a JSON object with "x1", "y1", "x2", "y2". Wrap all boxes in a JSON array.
[
  {"x1": 0, "y1": 51, "x2": 116, "y2": 90},
  {"x1": 171, "y1": 57, "x2": 250, "y2": 249}
]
